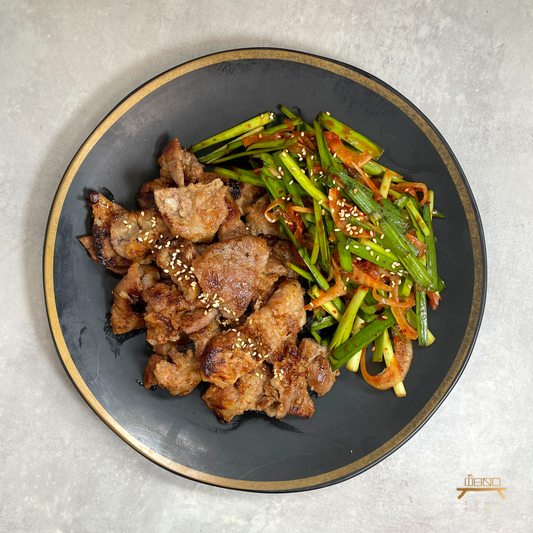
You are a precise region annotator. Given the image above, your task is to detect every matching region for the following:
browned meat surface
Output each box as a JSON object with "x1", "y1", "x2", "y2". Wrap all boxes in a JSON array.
[
  {"x1": 202, "y1": 363, "x2": 274, "y2": 423},
  {"x1": 89, "y1": 192, "x2": 132, "y2": 272},
  {"x1": 143, "y1": 348, "x2": 201, "y2": 396},
  {"x1": 270, "y1": 240, "x2": 299, "y2": 279},
  {"x1": 154, "y1": 180, "x2": 228, "y2": 243},
  {"x1": 192, "y1": 236, "x2": 270, "y2": 319},
  {"x1": 78, "y1": 235, "x2": 129, "y2": 275},
  {"x1": 250, "y1": 279, "x2": 306, "y2": 363},
  {"x1": 245, "y1": 194, "x2": 283, "y2": 238},
  {"x1": 110, "y1": 264, "x2": 160, "y2": 334},
  {"x1": 233, "y1": 182, "x2": 264, "y2": 215},
  {"x1": 158, "y1": 138, "x2": 204, "y2": 187},
  {"x1": 264, "y1": 343, "x2": 315, "y2": 419},
  {"x1": 110, "y1": 209, "x2": 171, "y2": 261},
  {"x1": 251, "y1": 250, "x2": 294, "y2": 311},
  {"x1": 152, "y1": 238, "x2": 200, "y2": 302},
  {"x1": 299, "y1": 338, "x2": 339, "y2": 396},
  {"x1": 136, "y1": 176, "x2": 176, "y2": 212},
  {"x1": 201, "y1": 279, "x2": 306, "y2": 388},
  {"x1": 217, "y1": 194, "x2": 249, "y2": 242},
  {"x1": 189, "y1": 320, "x2": 220, "y2": 359},
  {"x1": 195, "y1": 171, "x2": 228, "y2": 185},
  {"x1": 144, "y1": 281, "x2": 217, "y2": 345}
]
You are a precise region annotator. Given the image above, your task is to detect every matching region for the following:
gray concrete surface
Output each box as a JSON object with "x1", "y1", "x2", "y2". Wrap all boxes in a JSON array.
[{"x1": 1, "y1": 0, "x2": 532, "y2": 531}]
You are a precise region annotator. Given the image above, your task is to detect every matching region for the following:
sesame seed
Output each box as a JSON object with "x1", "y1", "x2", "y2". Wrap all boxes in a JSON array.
[
  {"x1": 326, "y1": 111, "x2": 331, "y2": 116},
  {"x1": 141, "y1": 211, "x2": 144, "y2": 216}
]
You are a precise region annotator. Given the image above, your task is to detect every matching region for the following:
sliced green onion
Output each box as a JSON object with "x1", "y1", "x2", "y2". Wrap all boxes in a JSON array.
[{"x1": 191, "y1": 112, "x2": 276, "y2": 153}]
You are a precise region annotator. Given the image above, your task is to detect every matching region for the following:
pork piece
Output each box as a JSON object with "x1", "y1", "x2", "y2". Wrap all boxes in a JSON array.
[
  {"x1": 78, "y1": 235, "x2": 129, "y2": 275},
  {"x1": 136, "y1": 176, "x2": 176, "y2": 212},
  {"x1": 143, "y1": 348, "x2": 201, "y2": 396},
  {"x1": 192, "y1": 236, "x2": 270, "y2": 319},
  {"x1": 89, "y1": 192, "x2": 132, "y2": 272},
  {"x1": 110, "y1": 264, "x2": 160, "y2": 334},
  {"x1": 110, "y1": 209, "x2": 171, "y2": 261},
  {"x1": 143, "y1": 280, "x2": 218, "y2": 345},
  {"x1": 245, "y1": 194, "x2": 283, "y2": 238},
  {"x1": 152, "y1": 238, "x2": 200, "y2": 302},
  {"x1": 201, "y1": 280, "x2": 306, "y2": 388},
  {"x1": 189, "y1": 320, "x2": 221, "y2": 359},
  {"x1": 299, "y1": 338, "x2": 340, "y2": 396},
  {"x1": 232, "y1": 182, "x2": 264, "y2": 215},
  {"x1": 264, "y1": 343, "x2": 315, "y2": 419},
  {"x1": 158, "y1": 138, "x2": 204, "y2": 187},
  {"x1": 202, "y1": 363, "x2": 275, "y2": 423},
  {"x1": 217, "y1": 193, "x2": 249, "y2": 242},
  {"x1": 154, "y1": 180, "x2": 228, "y2": 243},
  {"x1": 251, "y1": 249, "x2": 294, "y2": 311},
  {"x1": 270, "y1": 240, "x2": 299, "y2": 279}
]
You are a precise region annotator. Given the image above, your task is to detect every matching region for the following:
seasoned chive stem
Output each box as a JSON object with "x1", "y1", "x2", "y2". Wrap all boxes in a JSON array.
[
  {"x1": 406, "y1": 199, "x2": 431, "y2": 239},
  {"x1": 280, "y1": 151, "x2": 329, "y2": 204},
  {"x1": 191, "y1": 112, "x2": 276, "y2": 153},
  {"x1": 310, "y1": 315, "x2": 338, "y2": 331},
  {"x1": 286, "y1": 262, "x2": 314, "y2": 281},
  {"x1": 199, "y1": 125, "x2": 264, "y2": 163},
  {"x1": 213, "y1": 167, "x2": 265, "y2": 188},
  {"x1": 330, "y1": 286, "x2": 369, "y2": 349},
  {"x1": 416, "y1": 287, "x2": 429, "y2": 346},
  {"x1": 336, "y1": 231, "x2": 353, "y2": 273},
  {"x1": 318, "y1": 112, "x2": 384, "y2": 160},
  {"x1": 373, "y1": 330, "x2": 386, "y2": 362},
  {"x1": 406, "y1": 310, "x2": 436, "y2": 345},
  {"x1": 330, "y1": 308, "x2": 396, "y2": 370},
  {"x1": 371, "y1": 212, "x2": 433, "y2": 290},
  {"x1": 380, "y1": 170, "x2": 393, "y2": 198},
  {"x1": 382, "y1": 330, "x2": 406, "y2": 396},
  {"x1": 345, "y1": 316, "x2": 366, "y2": 372},
  {"x1": 423, "y1": 204, "x2": 445, "y2": 292}
]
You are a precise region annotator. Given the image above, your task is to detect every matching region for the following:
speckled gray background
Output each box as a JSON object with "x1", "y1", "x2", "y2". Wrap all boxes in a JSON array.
[{"x1": 1, "y1": 1, "x2": 532, "y2": 531}]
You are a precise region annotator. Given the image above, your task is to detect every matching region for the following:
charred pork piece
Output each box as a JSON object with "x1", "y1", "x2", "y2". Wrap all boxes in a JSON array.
[
  {"x1": 232, "y1": 182, "x2": 264, "y2": 215},
  {"x1": 143, "y1": 347, "x2": 202, "y2": 396},
  {"x1": 158, "y1": 138, "x2": 204, "y2": 187},
  {"x1": 152, "y1": 238, "x2": 200, "y2": 302},
  {"x1": 110, "y1": 264, "x2": 160, "y2": 335},
  {"x1": 136, "y1": 176, "x2": 176, "y2": 212},
  {"x1": 110, "y1": 209, "x2": 171, "y2": 262},
  {"x1": 154, "y1": 180, "x2": 228, "y2": 243},
  {"x1": 217, "y1": 193, "x2": 249, "y2": 242},
  {"x1": 88, "y1": 192, "x2": 132, "y2": 273},
  {"x1": 245, "y1": 194, "x2": 284, "y2": 238},
  {"x1": 78, "y1": 235, "x2": 129, "y2": 275},
  {"x1": 264, "y1": 343, "x2": 315, "y2": 419},
  {"x1": 270, "y1": 240, "x2": 299, "y2": 279},
  {"x1": 202, "y1": 363, "x2": 274, "y2": 423},
  {"x1": 251, "y1": 249, "x2": 293, "y2": 311},
  {"x1": 299, "y1": 338, "x2": 340, "y2": 396},
  {"x1": 144, "y1": 280, "x2": 218, "y2": 346},
  {"x1": 192, "y1": 236, "x2": 270, "y2": 320},
  {"x1": 201, "y1": 280, "x2": 306, "y2": 388},
  {"x1": 188, "y1": 320, "x2": 221, "y2": 360}
]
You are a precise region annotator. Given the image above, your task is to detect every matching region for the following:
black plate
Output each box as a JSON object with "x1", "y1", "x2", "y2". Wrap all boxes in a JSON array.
[{"x1": 44, "y1": 49, "x2": 486, "y2": 492}]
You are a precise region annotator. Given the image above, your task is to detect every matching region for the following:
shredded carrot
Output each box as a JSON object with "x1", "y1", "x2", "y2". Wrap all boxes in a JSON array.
[
  {"x1": 372, "y1": 287, "x2": 415, "y2": 309},
  {"x1": 305, "y1": 271, "x2": 347, "y2": 310},
  {"x1": 389, "y1": 274, "x2": 418, "y2": 339},
  {"x1": 360, "y1": 332, "x2": 413, "y2": 390},
  {"x1": 390, "y1": 181, "x2": 429, "y2": 206},
  {"x1": 289, "y1": 206, "x2": 314, "y2": 214},
  {"x1": 264, "y1": 198, "x2": 284, "y2": 223},
  {"x1": 346, "y1": 262, "x2": 391, "y2": 292}
]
